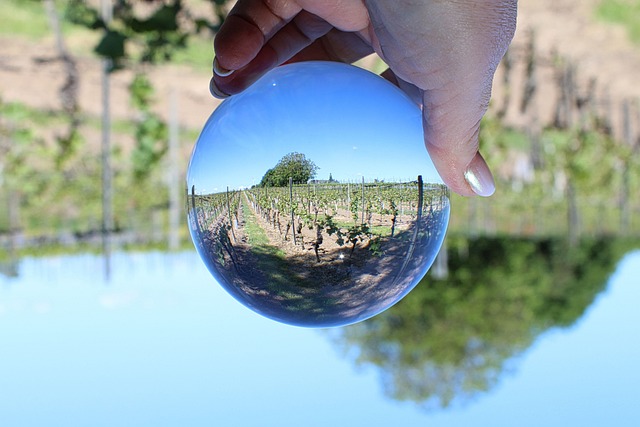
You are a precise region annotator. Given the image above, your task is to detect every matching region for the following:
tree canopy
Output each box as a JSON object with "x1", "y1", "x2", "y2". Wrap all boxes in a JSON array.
[
  {"x1": 259, "y1": 152, "x2": 319, "y2": 187},
  {"x1": 330, "y1": 236, "x2": 633, "y2": 409}
]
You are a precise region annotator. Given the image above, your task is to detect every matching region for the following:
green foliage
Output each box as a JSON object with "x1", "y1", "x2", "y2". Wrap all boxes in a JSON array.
[
  {"x1": 259, "y1": 152, "x2": 319, "y2": 187},
  {"x1": 61, "y1": 0, "x2": 233, "y2": 178},
  {"x1": 0, "y1": 100, "x2": 177, "y2": 237},
  {"x1": 54, "y1": 126, "x2": 85, "y2": 168},
  {"x1": 464, "y1": 114, "x2": 640, "y2": 237},
  {"x1": 64, "y1": 0, "x2": 229, "y2": 69},
  {"x1": 541, "y1": 127, "x2": 618, "y2": 187},
  {"x1": 333, "y1": 235, "x2": 633, "y2": 409},
  {"x1": 94, "y1": 30, "x2": 127, "y2": 62},
  {"x1": 596, "y1": 0, "x2": 640, "y2": 44},
  {"x1": 129, "y1": 73, "x2": 168, "y2": 180},
  {"x1": 0, "y1": 101, "x2": 46, "y2": 217},
  {"x1": 480, "y1": 116, "x2": 619, "y2": 192}
]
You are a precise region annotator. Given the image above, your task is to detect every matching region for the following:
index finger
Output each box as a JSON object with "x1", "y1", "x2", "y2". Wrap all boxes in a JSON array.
[
  {"x1": 214, "y1": 0, "x2": 370, "y2": 74},
  {"x1": 214, "y1": 0, "x2": 303, "y2": 72}
]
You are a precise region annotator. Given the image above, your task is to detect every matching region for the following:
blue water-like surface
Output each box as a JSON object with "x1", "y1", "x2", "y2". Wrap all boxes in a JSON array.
[{"x1": 0, "y1": 250, "x2": 638, "y2": 427}]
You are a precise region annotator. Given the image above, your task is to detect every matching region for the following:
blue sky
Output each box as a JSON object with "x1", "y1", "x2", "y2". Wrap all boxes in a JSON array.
[
  {"x1": 1, "y1": 250, "x2": 638, "y2": 426},
  {"x1": 187, "y1": 62, "x2": 443, "y2": 194}
]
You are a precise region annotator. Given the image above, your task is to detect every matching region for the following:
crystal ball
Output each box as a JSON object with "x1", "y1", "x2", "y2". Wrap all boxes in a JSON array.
[{"x1": 187, "y1": 61, "x2": 450, "y2": 328}]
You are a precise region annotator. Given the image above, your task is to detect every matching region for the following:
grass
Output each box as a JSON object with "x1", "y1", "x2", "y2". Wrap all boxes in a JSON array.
[
  {"x1": 239, "y1": 196, "x2": 327, "y2": 302},
  {"x1": 0, "y1": 102, "x2": 64, "y2": 127},
  {"x1": 241, "y1": 196, "x2": 287, "y2": 261},
  {"x1": 0, "y1": 0, "x2": 52, "y2": 39},
  {"x1": 332, "y1": 219, "x2": 393, "y2": 237},
  {"x1": 596, "y1": 0, "x2": 640, "y2": 44},
  {"x1": 172, "y1": 37, "x2": 215, "y2": 73},
  {"x1": 240, "y1": 197, "x2": 303, "y2": 295},
  {"x1": 242, "y1": 197, "x2": 276, "y2": 249},
  {"x1": 1, "y1": 100, "x2": 199, "y2": 142},
  {"x1": 0, "y1": 0, "x2": 95, "y2": 43}
]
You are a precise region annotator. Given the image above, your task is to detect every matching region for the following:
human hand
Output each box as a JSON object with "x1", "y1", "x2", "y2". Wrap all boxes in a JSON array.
[{"x1": 210, "y1": 0, "x2": 518, "y2": 197}]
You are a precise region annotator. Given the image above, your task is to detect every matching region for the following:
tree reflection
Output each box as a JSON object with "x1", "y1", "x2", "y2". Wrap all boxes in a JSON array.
[{"x1": 331, "y1": 236, "x2": 634, "y2": 409}]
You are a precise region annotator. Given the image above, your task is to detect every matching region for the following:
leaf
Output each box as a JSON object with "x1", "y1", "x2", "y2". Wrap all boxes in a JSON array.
[
  {"x1": 129, "y1": 74, "x2": 155, "y2": 109},
  {"x1": 64, "y1": 0, "x2": 102, "y2": 29},
  {"x1": 130, "y1": 4, "x2": 180, "y2": 33},
  {"x1": 94, "y1": 30, "x2": 127, "y2": 61}
]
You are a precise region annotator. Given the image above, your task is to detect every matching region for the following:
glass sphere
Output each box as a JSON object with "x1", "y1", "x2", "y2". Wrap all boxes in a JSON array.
[{"x1": 187, "y1": 61, "x2": 450, "y2": 328}]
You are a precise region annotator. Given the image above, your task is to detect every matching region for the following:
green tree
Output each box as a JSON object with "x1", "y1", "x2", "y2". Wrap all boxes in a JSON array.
[
  {"x1": 260, "y1": 152, "x2": 319, "y2": 187},
  {"x1": 331, "y1": 236, "x2": 634, "y2": 409}
]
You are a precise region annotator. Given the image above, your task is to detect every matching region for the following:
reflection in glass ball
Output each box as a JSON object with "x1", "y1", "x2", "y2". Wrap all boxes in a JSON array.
[{"x1": 187, "y1": 62, "x2": 450, "y2": 328}]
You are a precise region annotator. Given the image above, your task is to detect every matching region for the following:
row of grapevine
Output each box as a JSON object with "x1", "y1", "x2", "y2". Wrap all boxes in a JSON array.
[
  {"x1": 188, "y1": 185, "x2": 242, "y2": 270},
  {"x1": 242, "y1": 176, "x2": 448, "y2": 261}
]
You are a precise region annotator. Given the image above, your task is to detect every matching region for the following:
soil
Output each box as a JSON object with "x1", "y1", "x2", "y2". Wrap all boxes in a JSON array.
[
  {"x1": 496, "y1": 0, "x2": 640, "y2": 138},
  {"x1": 1, "y1": 0, "x2": 639, "y2": 139}
]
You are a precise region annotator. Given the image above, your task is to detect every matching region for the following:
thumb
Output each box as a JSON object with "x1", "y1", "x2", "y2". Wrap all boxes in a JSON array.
[
  {"x1": 422, "y1": 73, "x2": 496, "y2": 197},
  {"x1": 363, "y1": 0, "x2": 516, "y2": 197}
]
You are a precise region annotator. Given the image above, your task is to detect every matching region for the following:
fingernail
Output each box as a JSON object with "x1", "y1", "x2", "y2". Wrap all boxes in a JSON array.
[
  {"x1": 209, "y1": 77, "x2": 229, "y2": 99},
  {"x1": 213, "y1": 57, "x2": 234, "y2": 77},
  {"x1": 464, "y1": 153, "x2": 495, "y2": 197}
]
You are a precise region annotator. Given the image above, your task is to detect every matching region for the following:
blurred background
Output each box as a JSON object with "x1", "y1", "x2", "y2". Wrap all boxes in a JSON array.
[{"x1": 1, "y1": 1, "x2": 639, "y2": 426}]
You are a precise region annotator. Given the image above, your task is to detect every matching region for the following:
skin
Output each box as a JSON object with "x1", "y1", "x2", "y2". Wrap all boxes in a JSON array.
[{"x1": 211, "y1": 0, "x2": 518, "y2": 197}]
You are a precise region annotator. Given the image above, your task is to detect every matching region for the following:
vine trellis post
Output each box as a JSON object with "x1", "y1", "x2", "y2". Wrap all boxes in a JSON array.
[
  {"x1": 226, "y1": 186, "x2": 236, "y2": 243},
  {"x1": 289, "y1": 177, "x2": 296, "y2": 245},
  {"x1": 361, "y1": 176, "x2": 365, "y2": 226},
  {"x1": 168, "y1": 86, "x2": 181, "y2": 251},
  {"x1": 100, "y1": 0, "x2": 113, "y2": 280}
]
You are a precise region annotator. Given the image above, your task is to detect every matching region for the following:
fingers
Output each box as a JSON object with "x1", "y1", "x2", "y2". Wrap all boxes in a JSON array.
[
  {"x1": 213, "y1": 0, "x2": 302, "y2": 72},
  {"x1": 427, "y1": 140, "x2": 495, "y2": 197},
  {"x1": 364, "y1": 0, "x2": 516, "y2": 196},
  {"x1": 212, "y1": 11, "x2": 333, "y2": 97},
  {"x1": 380, "y1": 68, "x2": 422, "y2": 107},
  {"x1": 286, "y1": 30, "x2": 374, "y2": 64},
  {"x1": 383, "y1": 65, "x2": 495, "y2": 197},
  {"x1": 212, "y1": 1, "x2": 371, "y2": 96},
  {"x1": 421, "y1": 79, "x2": 496, "y2": 197},
  {"x1": 211, "y1": 0, "x2": 515, "y2": 198},
  {"x1": 464, "y1": 152, "x2": 495, "y2": 197}
]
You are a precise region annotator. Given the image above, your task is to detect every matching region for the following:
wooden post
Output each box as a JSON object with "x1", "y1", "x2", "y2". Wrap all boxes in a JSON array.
[
  {"x1": 289, "y1": 177, "x2": 296, "y2": 245},
  {"x1": 600, "y1": 88, "x2": 614, "y2": 136},
  {"x1": 520, "y1": 29, "x2": 537, "y2": 115},
  {"x1": 432, "y1": 240, "x2": 449, "y2": 280},
  {"x1": 396, "y1": 175, "x2": 423, "y2": 277},
  {"x1": 167, "y1": 86, "x2": 180, "y2": 251},
  {"x1": 361, "y1": 175, "x2": 365, "y2": 226},
  {"x1": 191, "y1": 185, "x2": 202, "y2": 235},
  {"x1": 553, "y1": 59, "x2": 576, "y2": 130},
  {"x1": 100, "y1": 0, "x2": 113, "y2": 280},
  {"x1": 496, "y1": 45, "x2": 512, "y2": 120},
  {"x1": 521, "y1": 31, "x2": 544, "y2": 171},
  {"x1": 417, "y1": 175, "x2": 424, "y2": 219},
  {"x1": 226, "y1": 186, "x2": 236, "y2": 243},
  {"x1": 43, "y1": 0, "x2": 78, "y2": 117},
  {"x1": 620, "y1": 99, "x2": 632, "y2": 233}
]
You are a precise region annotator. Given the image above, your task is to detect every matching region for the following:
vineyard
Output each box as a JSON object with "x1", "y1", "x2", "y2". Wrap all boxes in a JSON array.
[{"x1": 187, "y1": 176, "x2": 450, "y2": 326}]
